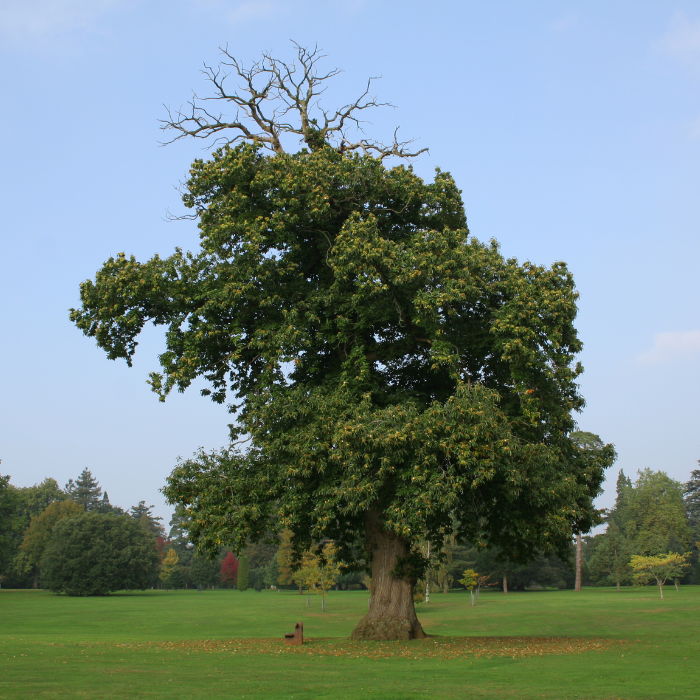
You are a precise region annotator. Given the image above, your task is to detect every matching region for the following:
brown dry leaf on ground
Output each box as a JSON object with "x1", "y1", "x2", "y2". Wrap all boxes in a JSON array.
[{"x1": 73, "y1": 637, "x2": 624, "y2": 660}]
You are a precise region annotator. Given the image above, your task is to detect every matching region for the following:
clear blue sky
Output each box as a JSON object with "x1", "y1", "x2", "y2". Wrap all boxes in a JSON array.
[{"x1": 1, "y1": 1, "x2": 698, "y2": 526}]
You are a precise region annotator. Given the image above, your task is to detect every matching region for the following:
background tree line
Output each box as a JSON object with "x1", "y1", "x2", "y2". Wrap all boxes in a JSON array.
[
  {"x1": 585, "y1": 465, "x2": 700, "y2": 589},
  {"x1": 3, "y1": 463, "x2": 697, "y2": 595}
]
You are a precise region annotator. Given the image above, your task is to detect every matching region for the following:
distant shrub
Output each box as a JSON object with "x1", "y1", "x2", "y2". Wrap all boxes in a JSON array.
[{"x1": 41, "y1": 512, "x2": 159, "y2": 595}]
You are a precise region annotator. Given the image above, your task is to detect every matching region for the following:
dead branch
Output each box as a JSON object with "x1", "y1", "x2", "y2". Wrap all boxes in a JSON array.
[{"x1": 160, "y1": 41, "x2": 427, "y2": 159}]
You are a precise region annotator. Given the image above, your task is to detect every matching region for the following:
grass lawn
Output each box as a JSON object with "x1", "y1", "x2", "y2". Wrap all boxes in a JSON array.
[{"x1": 1, "y1": 585, "x2": 698, "y2": 699}]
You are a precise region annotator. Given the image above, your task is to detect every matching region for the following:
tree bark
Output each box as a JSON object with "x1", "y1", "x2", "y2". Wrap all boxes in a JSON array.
[
  {"x1": 503, "y1": 574, "x2": 508, "y2": 594},
  {"x1": 350, "y1": 510, "x2": 426, "y2": 641},
  {"x1": 33, "y1": 567, "x2": 39, "y2": 589},
  {"x1": 574, "y1": 534, "x2": 582, "y2": 592},
  {"x1": 616, "y1": 580, "x2": 620, "y2": 593}
]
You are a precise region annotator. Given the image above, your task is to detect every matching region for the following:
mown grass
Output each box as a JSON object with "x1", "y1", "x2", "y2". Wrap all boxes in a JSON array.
[{"x1": 1, "y1": 585, "x2": 698, "y2": 699}]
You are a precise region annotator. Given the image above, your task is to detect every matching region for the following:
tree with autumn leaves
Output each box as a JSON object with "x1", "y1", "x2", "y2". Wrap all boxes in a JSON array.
[
  {"x1": 221, "y1": 551, "x2": 239, "y2": 588},
  {"x1": 71, "y1": 45, "x2": 613, "y2": 639}
]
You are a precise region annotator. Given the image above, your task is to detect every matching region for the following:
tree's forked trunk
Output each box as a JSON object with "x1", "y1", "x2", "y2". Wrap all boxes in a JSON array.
[
  {"x1": 574, "y1": 534, "x2": 582, "y2": 592},
  {"x1": 350, "y1": 511, "x2": 426, "y2": 641},
  {"x1": 674, "y1": 579, "x2": 679, "y2": 592},
  {"x1": 503, "y1": 574, "x2": 508, "y2": 594},
  {"x1": 658, "y1": 580, "x2": 664, "y2": 599}
]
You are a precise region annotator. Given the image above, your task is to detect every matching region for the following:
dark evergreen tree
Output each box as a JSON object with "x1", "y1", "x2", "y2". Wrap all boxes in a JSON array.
[
  {"x1": 190, "y1": 555, "x2": 220, "y2": 588},
  {"x1": 130, "y1": 501, "x2": 165, "y2": 538},
  {"x1": 96, "y1": 492, "x2": 124, "y2": 515},
  {"x1": 0, "y1": 473, "x2": 21, "y2": 585},
  {"x1": 165, "y1": 567, "x2": 187, "y2": 589},
  {"x1": 168, "y1": 504, "x2": 190, "y2": 547},
  {"x1": 237, "y1": 555, "x2": 250, "y2": 591},
  {"x1": 684, "y1": 465, "x2": 700, "y2": 535},
  {"x1": 608, "y1": 469, "x2": 632, "y2": 531},
  {"x1": 65, "y1": 469, "x2": 103, "y2": 511}
]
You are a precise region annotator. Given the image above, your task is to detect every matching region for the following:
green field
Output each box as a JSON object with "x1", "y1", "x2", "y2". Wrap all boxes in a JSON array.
[{"x1": 1, "y1": 586, "x2": 698, "y2": 699}]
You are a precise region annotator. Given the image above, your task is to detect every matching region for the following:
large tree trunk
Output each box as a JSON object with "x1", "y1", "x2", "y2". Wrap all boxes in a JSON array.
[
  {"x1": 574, "y1": 534, "x2": 582, "y2": 592},
  {"x1": 350, "y1": 511, "x2": 426, "y2": 641},
  {"x1": 503, "y1": 574, "x2": 508, "y2": 594}
]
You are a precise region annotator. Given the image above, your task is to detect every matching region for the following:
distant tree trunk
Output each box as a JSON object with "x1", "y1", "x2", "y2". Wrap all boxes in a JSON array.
[
  {"x1": 425, "y1": 542, "x2": 430, "y2": 603},
  {"x1": 658, "y1": 581, "x2": 664, "y2": 599},
  {"x1": 443, "y1": 577, "x2": 449, "y2": 593},
  {"x1": 616, "y1": 580, "x2": 620, "y2": 593},
  {"x1": 298, "y1": 584, "x2": 303, "y2": 595},
  {"x1": 33, "y1": 567, "x2": 39, "y2": 589},
  {"x1": 503, "y1": 574, "x2": 508, "y2": 594},
  {"x1": 574, "y1": 534, "x2": 582, "y2": 592},
  {"x1": 351, "y1": 510, "x2": 426, "y2": 641}
]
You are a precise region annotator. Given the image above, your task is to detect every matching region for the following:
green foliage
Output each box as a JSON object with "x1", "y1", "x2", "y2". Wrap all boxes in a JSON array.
[
  {"x1": 130, "y1": 501, "x2": 165, "y2": 538},
  {"x1": 458, "y1": 569, "x2": 478, "y2": 591},
  {"x1": 189, "y1": 555, "x2": 220, "y2": 588},
  {"x1": 160, "y1": 549, "x2": 179, "y2": 584},
  {"x1": 297, "y1": 541, "x2": 343, "y2": 599},
  {"x1": 71, "y1": 142, "x2": 614, "y2": 568},
  {"x1": 165, "y1": 567, "x2": 187, "y2": 590},
  {"x1": 625, "y1": 469, "x2": 692, "y2": 555},
  {"x1": 18, "y1": 500, "x2": 83, "y2": 578},
  {"x1": 65, "y1": 469, "x2": 104, "y2": 512},
  {"x1": 630, "y1": 552, "x2": 691, "y2": 598},
  {"x1": 262, "y1": 556, "x2": 279, "y2": 588},
  {"x1": 168, "y1": 504, "x2": 190, "y2": 548},
  {"x1": 237, "y1": 555, "x2": 250, "y2": 591},
  {"x1": 40, "y1": 512, "x2": 159, "y2": 595},
  {"x1": 18, "y1": 478, "x2": 67, "y2": 520},
  {"x1": 1, "y1": 474, "x2": 69, "y2": 586},
  {"x1": 0, "y1": 473, "x2": 21, "y2": 582},
  {"x1": 684, "y1": 465, "x2": 700, "y2": 534},
  {"x1": 587, "y1": 522, "x2": 633, "y2": 588}
]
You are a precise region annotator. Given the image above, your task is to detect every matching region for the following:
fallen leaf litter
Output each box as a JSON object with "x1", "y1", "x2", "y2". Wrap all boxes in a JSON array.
[{"x1": 69, "y1": 636, "x2": 623, "y2": 660}]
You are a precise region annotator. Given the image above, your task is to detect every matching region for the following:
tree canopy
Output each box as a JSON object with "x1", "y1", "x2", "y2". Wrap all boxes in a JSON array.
[
  {"x1": 624, "y1": 469, "x2": 692, "y2": 555},
  {"x1": 18, "y1": 499, "x2": 83, "y2": 586},
  {"x1": 70, "y1": 45, "x2": 614, "y2": 638},
  {"x1": 41, "y1": 512, "x2": 159, "y2": 596}
]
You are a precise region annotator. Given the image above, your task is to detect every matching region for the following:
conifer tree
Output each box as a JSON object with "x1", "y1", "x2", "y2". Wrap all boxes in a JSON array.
[
  {"x1": 65, "y1": 469, "x2": 103, "y2": 511},
  {"x1": 683, "y1": 465, "x2": 700, "y2": 535},
  {"x1": 236, "y1": 555, "x2": 250, "y2": 591},
  {"x1": 130, "y1": 501, "x2": 165, "y2": 537}
]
